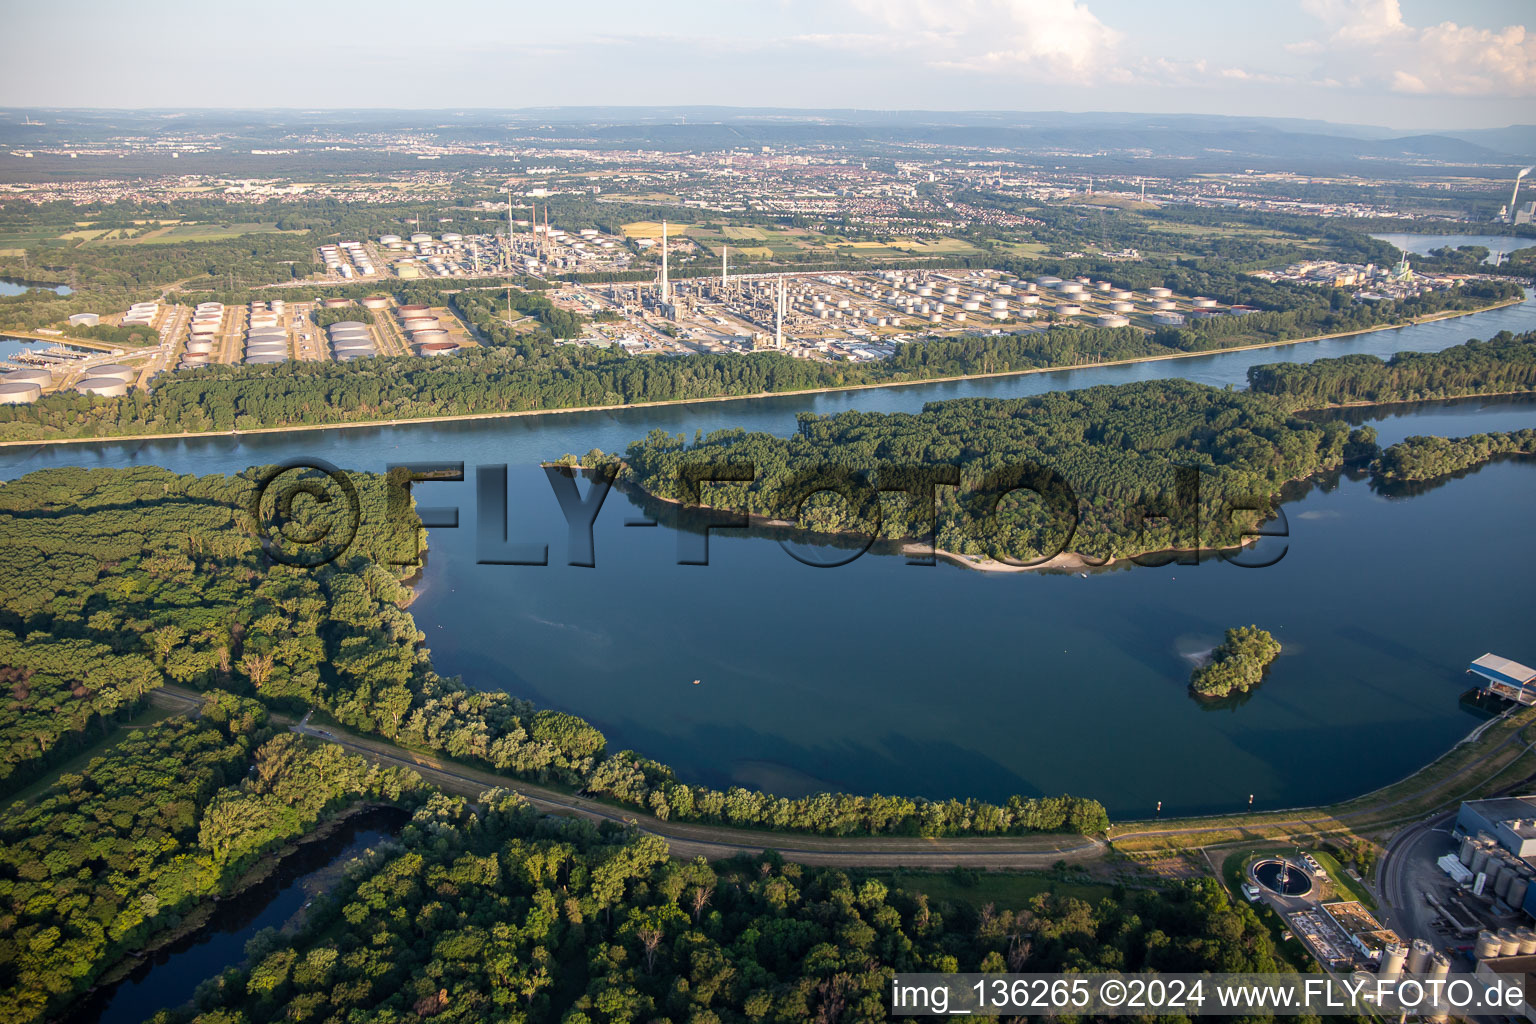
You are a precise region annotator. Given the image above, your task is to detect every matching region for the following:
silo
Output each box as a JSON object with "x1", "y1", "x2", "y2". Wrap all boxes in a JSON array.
[
  {"x1": 1508, "y1": 876, "x2": 1531, "y2": 910},
  {"x1": 91, "y1": 364, "x2": 137, "y2": 383},
  {"x1": 4, "y1": 368, "x2": 52, "y2": 387},
  {"x1": 928, "y1": 314, "x2": 942, "y2": 324},
  {"x1": 1459, "y1": 835, "x2": 1477, "y2": 865},
  {"x1": 76, "y1": 377, "x2": 129, "y2": 397},
  {"x1": 270, "y1": 300, "x2": 285, "y2": 315},
  {"x1": 1499, "y1": 867, "x2": 1520, "y2": 903},
  {"x1": 1498, "y1": 928, "x2": 1521, "y2": 957},
  {"x1": 1475, "y1": 931, "x2": 1501, "y2": 959},
  {"x1": 1472, "y1": 846, "x2": 1493, "y2": 874},
  {"x1": 1518, "y1": 927, "x2": 1536, "y2": 955},
  {"x1": 0, "y1": 382, "x2": 41, "y2": 404},
  {"x1": 1407, "y1": 939, "x2": 1433, "y2": 974},
  {"x1": 1379, "y1": 943, "x2": 1407, "y2": 976},
  {"x1": 962, "y1": 300, "x2": 980, "y2": 311},
  {"x1": 1485, "y1": 859, "x2": 1506, "y2": 893}
]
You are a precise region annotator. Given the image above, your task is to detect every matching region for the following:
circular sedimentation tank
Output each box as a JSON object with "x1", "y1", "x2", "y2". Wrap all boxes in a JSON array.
[{"x1": 1252, "y1": 859, "x2": 1311, "y2": 896}]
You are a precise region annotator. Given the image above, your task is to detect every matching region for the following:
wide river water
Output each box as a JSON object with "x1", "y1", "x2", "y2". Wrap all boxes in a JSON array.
[{"x1": 3, "y1": 286, "x2": 1535, "y2": 818}]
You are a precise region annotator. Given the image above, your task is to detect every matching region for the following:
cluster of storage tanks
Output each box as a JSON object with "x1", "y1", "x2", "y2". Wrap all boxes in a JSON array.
[
  {"x1": 1378, "y1": 937, "x2": 1452, "y2": 977},
  {"x1": 74, "y1": 363, "x2": 136, "y2": 397},
  {"x1": 122, "y1": 302, "x2": 158, "y2": 328},
  {"x1": 1459, "y1": 832, "x2": 1536, "y2": 909},
  {"x1": 245, "y1": 300, "x2": 289, "y2": 365},
  {"x1": 872, "y1": 271, "x2": 1026, "y2": 325},
  {"x1": 0, "y1": 365, "x2": 51, "y2": 404},
  {"x1": 181, "y1": 302, "x2": 225, "y2": 369},
  {"x1": 329, "y1": 321, "x2": 376, "y2": 362},
  {"x1": 1032, "y1": 275, "x2": 1213, "y2": 329},
  {"x1": 397, "y1": 305, "x2": 458, "y2": 356},
  {"x1": 319, "y1": 241, "x2": 373, "y2": 279},
  {"x1": 1473, "y1": 926, "x2": 1536, "y2": 961}
]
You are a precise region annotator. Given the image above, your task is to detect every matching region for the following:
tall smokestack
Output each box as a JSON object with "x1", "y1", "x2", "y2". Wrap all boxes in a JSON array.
[
  {"x1": 722, "y1": 244, "x2": 728, "y2": 291},
  {"x1": 1511, "y1": 167, "x2": 1534, "y2": 222},
  {"x1": 775, "y1": 275, "x2": 784, "y2": 349},
  {"x1": 660, "y1": 220, "x2": 670, "y2": 303}
]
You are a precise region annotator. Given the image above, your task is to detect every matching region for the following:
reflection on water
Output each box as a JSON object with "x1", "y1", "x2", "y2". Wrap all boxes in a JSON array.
[{"x1": 66, "y1": 807, "x2": 408, "y2": 1024}]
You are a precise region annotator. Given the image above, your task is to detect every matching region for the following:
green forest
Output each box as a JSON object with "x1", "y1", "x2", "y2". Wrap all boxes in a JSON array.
[
  {"x1": 1188, "y1": 627, "x2": 1283, "y2": 699},
  {"x1": 615, "y1": 380, "x2": 1371, "y2": 564},
  {"x1": 1248, "y1": 328, "x2": 1536, "y2": 408},
  {"x1": 144, "y1": 792, "x2": 1281, "y2": 1024},
  {"x1": 1373, "y1": 428, "x2": 1536, "y2": 483}
]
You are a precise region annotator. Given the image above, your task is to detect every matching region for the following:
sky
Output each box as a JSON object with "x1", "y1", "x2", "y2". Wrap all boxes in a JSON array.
[{"x1": 7, "y1": 0, "x2": 1534, "y2": 130}]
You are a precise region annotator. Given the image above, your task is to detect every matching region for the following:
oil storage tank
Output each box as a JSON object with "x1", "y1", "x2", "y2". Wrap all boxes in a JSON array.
[
  {"x1": 76, "y1": 377, "x2": 129, "y2": 397},
  {"x1": 0, "y1": 382, "x2": 42, "y2": 404},
  {"x1": 90, "y1": 364, "x2": 137, "y2": 383},
  {"x1": 4, "y1": 368, "x2": 52, "y2": 388}
]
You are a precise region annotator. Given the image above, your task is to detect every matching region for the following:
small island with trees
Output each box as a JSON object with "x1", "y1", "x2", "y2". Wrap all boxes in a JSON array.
[{"x1": 1190, "y1": 626, "x2": 1283, "y2": 699}]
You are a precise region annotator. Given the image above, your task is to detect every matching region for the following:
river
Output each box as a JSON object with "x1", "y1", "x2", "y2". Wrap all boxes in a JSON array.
[
  {"x1": 1371, "y1": 233, "x2": 1533, "y2": 262},
  {"x1": 65, "y1": 807, "x2": 407, "y2": 1024},
  {"x1": 2, "y1": 289, "x2": 1534, "y2": 818}
]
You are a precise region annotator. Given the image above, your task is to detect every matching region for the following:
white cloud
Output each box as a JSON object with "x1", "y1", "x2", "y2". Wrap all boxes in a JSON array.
[
  {"x1": 829, "y1": 0, "x2": 1124, "y2": 83},
  {"x1": 1295, "y1": 0, "x2": 1535, "y2": 96}
]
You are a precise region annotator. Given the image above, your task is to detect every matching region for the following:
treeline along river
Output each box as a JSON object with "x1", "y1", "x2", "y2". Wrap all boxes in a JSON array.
[{"x1": 3, "y1": 286, "x2": 1534, "y2": 818}]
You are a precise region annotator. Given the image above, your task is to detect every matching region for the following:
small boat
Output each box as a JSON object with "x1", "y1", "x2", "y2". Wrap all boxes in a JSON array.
[{"x1": 692, "y1": 679, "x2": 700, "y2": 686}]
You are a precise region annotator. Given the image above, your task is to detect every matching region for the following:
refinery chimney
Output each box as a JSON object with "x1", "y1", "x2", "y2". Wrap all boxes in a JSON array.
[
  {"x1": 660, "y1": 220, "x2": 670, "y2": 303},
  {"x1": 775, "y1": 275, "x2": 785, "y2": 349},
  {"x1": 1510, "y1": 167, "x2": 1534, "y2": 222},
  {"x1": 722, "y1": 244, "x2": 728, "y2": 291}
]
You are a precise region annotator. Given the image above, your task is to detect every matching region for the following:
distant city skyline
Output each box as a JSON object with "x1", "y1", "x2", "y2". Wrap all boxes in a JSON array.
[{"x1": 7, "y1": 0, "x2": 1533, "y2": 130}]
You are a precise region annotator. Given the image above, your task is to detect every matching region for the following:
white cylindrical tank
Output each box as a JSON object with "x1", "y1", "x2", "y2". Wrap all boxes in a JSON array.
[
  {"x1": 1056, "y1": 304, "x2": 1082, "y2": 315},
  {"x1": 1507, "y1": 876, "x2": 1531, "y2": 911},
  {"x1": 183, "y1": 340, "x2": 213, "y2": 354},
  {"x1": 0, "y1": 382, "x2": 41, "y2": 404},
  {"x1": 1379, "y1": 943, "x2": 1407, "y2": 976},
  {"x1": 1472, "y1": 847, "x2": 1493, "y2": 874},
  {"x1": 361, "y1": 296, "x2": 390, "y2": 310},
  {"x1": 1107, "y1": 301, "x2": 1135, "y2": 312},
  {"x1": 1485, "y1": 860, "x2": 1506, "y2": 892},
  {"x1": 1096, "y1": 314, "x2": 1130, "y2": 328},
  {"x1": 1149, "y1": 286, "x2": 1173, "y2": 298},
  {"x1": 1517, "y1": 927, "x2": 1536, "y2": 955},
  {"x1": 190, "y1": 323, "x2": 220, "y2": 336},
  {"x1": 1152, "y1": 299, "x2": 1177, "y2": 311},
  {"x1": 1407, "y1": 939, "x2": 1433, "y2": 974},
  {"x1": 1430, "y1": 953, "x2": 1450, "y2": 979},
  {"x1": 1109, "y1": 289, "x2": 1132, "y2": 300},
  {"x1": 91, "y1": 364, "x2": 137, "y2": 383},
  {"x1": 1192, "y1": 297, "x2": 1218, "y2": 308},
  {"x1": 76, "y1": 377, "x2": 129, "y2": 397},
  {"x1": 4, "y1": 368, "x2": 52, "y2": 387},
  {"x1": 1498, "y1": 929, "x2": 1521, "y2": 957},
  {"x1": 1475, "y1": 931, "x2": 1501, "y2": 959}
]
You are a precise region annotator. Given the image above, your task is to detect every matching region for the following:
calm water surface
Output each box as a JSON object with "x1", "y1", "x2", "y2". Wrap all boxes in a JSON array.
[
  {"x1": 3, "y1": 295, "x2": 1534, "y2": 817},
  {"x1": 1371, "y1": 232, "x2": 1534, "y2": 262},
  {"x1": 67, "y1": 807, "x2": 405, "y2": 1024}
]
